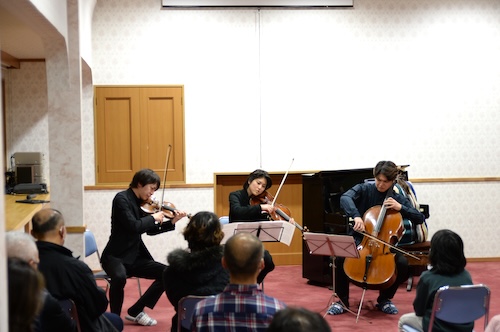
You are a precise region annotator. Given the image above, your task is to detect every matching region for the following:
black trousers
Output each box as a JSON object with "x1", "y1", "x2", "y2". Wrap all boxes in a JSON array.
[
  {"x1": 101, "y1": 255, "x2": 166, "y2": 315},
  {"x1": 334, "y1": 252, "x2": 409, "y2": 307},
  {"x1": 258, "y1": 249, "x2": 275, "y2": 284}
]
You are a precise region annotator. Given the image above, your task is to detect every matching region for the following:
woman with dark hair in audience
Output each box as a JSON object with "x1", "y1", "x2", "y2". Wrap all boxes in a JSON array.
[
  {"x1": 163, "y1": 211, "x2": 230, "y2": 332},
  {"x1": 8, "y1": 257, "x2": 45, "y2": 332},
  {"x1": 267, "y1": 307, "x2": 331, "y2": 332},
  {"x1": 398, "y1": 229, "x2": 473, "y2": 332}
]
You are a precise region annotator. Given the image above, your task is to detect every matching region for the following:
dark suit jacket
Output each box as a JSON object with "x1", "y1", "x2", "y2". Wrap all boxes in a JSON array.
[
  {"x1": 102, "y1": 188, "x2": 174, "y2": 265},
  {"x1": 37, "y1": 241, "x2": 114, "y2": 332}
]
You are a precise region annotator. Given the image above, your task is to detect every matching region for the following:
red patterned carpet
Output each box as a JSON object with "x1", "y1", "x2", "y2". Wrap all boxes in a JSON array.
[{"x1": 114, "y1": 261, "x2": 499, "y2": 332}]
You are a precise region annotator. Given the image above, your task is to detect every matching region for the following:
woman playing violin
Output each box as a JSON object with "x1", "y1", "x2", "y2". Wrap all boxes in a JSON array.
[
  {"x1": 328, "y1": 161, "x2": 425, "y2": 316},
  {"x1": 101, "y1": 168, "x2": 187, "y2": 326},
  {"x1": 229, "y1": 169, "x2": 297, "y2": 283}
]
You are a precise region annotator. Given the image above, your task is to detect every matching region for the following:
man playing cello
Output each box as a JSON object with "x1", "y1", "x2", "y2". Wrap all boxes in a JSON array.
[{"x1": 328, "y1": 161, "x2": 425, "y2": 316}]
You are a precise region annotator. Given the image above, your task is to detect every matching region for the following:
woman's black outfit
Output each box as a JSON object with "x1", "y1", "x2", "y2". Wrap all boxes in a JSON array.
[{"x1": 229, "y1": 188, "x2": 276, "y2": 283}]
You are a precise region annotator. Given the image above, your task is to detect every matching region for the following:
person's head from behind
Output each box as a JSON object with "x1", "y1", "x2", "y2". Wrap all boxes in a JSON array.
[
  {"x1": 223, "y1": 232, "x2": 264, "y2": 283},
  {"x1": 267, "y1": 307, "x2": 331, "y2": 332},
  {"x1": 8, "y1": 257, "x2": 45, "y2": 332},
  {"x1": 130, "y1": 168, "x2": 161, "y2": 202},
  {"x1": 31, "y1": 208, "x2": 66, "y2": 245},
  {"x1": 244, "y1": 169, "x2": 272, "y2": 197},
  {"x1": 5, "y1": 231, "x2": 40, "y2": 269},
  {"x1": 429, "y1": 229, "x2": 466, "y2": 275},
  {"x1": 183, "y1": 211, "x2": 224, "y2": 251},
  {"x1": 373, "y1": 160, "x2": 398, "y2": 193}
]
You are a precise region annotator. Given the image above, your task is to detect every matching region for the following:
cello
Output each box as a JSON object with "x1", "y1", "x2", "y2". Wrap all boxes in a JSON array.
[{"x1": 343, "y1": 201, "x2": 404, "y2": 290}]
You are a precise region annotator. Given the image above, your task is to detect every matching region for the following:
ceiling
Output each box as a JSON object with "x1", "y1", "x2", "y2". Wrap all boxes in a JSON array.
[{"x1": 0, "y1": 6, "x2": 45, "y2": 62}]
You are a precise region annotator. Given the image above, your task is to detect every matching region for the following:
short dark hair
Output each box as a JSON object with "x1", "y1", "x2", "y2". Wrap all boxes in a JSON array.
[
  {"x1": 243, "y1": 169, "x2": 272, "y2": 191},
  {"x1": 224, "y1": 232, "x2": 263, "y2": 277},
  {"x1": 183, "y1": 211, "x2": 224, "y2": 251},
  {"x1": 31, "y1": 209, "x2": 63, "y2": 236},
  {"x1": 268, "y1": 307, "x2": 331, "y2": 332},
  {"x1": 373, "y1": 161, "x2": 398, "y2": 181},
  {"x1": 130, "y1": 168, "x2": 161, "y2": 189},
  {"x1": 429, "y1": 229, "x2": 467, "y2": 275}
]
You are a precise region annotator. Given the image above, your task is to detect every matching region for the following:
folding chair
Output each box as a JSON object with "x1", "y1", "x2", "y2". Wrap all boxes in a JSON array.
[
  {"x1": 402, "y1": 284, "x2": 490, "y2": 332},
  {"x1": 58, "y1": 298, "x2": 82, "y2": 332},
  {"x1": 84, "y1": 229, "x2": 142, "y2": 296},
  {"x1": 178, "y1": 295, "x2": 215, "y2": 332}
]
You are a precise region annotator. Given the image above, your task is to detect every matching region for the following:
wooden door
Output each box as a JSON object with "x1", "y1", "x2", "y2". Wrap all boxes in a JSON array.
[
  {"x1": 95, "y1": 86, "x2": 185, "y2": 184},
  {"x1": 139, "y1": 87, "x2": 184, "y2": 183}
]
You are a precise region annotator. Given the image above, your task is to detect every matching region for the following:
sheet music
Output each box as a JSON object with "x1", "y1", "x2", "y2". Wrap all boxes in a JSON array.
[
  {"x1": 303, "y1": 232, "x2": 359, "y2": 258},
  {"x1": 222, "y1": 220, "x2": 296, "y2": 246}
]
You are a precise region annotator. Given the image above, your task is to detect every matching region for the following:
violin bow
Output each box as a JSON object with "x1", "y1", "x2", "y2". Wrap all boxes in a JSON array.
[
  {"x1": 353, "y1": 229, "x2": 420, "y2": 260},
  {"x1": 160, "y1": 144, "x2": 172, "y2": 205},
  {"x1": 271, "y1": 158, "x2": 294, "y2": 206},
  {"x1": 269, "y1": 158, "x2": 306, "y2": 232}
]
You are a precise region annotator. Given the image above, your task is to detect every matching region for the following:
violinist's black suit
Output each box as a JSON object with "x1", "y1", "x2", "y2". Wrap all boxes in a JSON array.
[{"x1": 101, "y1": 188, "x2": 174, "y2": 315}]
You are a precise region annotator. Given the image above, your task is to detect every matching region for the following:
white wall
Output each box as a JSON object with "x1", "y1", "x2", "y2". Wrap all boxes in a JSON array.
[
  {"x1": 91, "y1": 0, "x2": 500, "y2": 180},
  {"x1": 5, "y1": 0, "x2": 500, "y2": 269}
]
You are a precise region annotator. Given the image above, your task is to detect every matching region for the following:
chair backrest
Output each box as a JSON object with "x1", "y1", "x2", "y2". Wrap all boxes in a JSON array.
[
  {"x1": 219, "y1": 216, "x2": 229, "y2": 225},
  {"x1": 178, "y1": 295, "x2": 215, "y2": 332},
  {"x1": 84, "y1": 229, "x2": 100, "y2": 259},
  {"x1": 428, "y1": 284, "x2": 490, "y2": 332},
  {"x1": 59, "y1": 298, "x2": 82, "y2": 332}
]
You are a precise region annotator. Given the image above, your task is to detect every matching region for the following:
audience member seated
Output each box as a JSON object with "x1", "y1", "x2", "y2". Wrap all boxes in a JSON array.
[
  {"x1": 31, "y1": 208, "x2": 124, "y2": 332},
  {"x1": 6, "y1": 231, "x2": 77, "y2": 332},
  {"x1": 163, "y1": 211, "x2": 230, "y2": 332},
  {"x1": 486, "y1": 315, "x2": 500, "y2": 332},
  {"x1": 192, "y1": 232, "x2": 286, "y2": 332},
  {"x1": 398, "y1": 229, "x2": 472, "y2": 332},
  {"x1": 8, "y1": 257, "x2": 45, "y2": 332},
  {"x1": 267, "y1": 307, "x2": 331, "y2": 332}
]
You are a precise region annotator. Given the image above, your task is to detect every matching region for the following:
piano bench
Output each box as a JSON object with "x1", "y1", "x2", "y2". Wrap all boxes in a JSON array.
[{"x1": 399, "y1": 241, "x2": 431, "y2": 291}]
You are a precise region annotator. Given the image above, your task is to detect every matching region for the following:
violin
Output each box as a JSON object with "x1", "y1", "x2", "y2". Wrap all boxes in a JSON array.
[
  {"x1": 343, "y1": 197, "x2": 404, "y2": 290},
  {"x1": 141, "y1": 199, "x2": 191, "y2": 220},
  {"x1": 250, "y1": 190, "x2": 307, "y2": 232}
]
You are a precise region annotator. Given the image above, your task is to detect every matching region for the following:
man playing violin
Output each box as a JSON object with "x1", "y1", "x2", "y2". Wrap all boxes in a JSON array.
[
  {"x1": 101, "y1": 168, "x2": 187, "y2": 326},
  {"x1": 328, "y1": 161, "x2": 425, "y2": 316},
  {"x1": 229, "y1": 169, "x2": 297, "y2": 284}
]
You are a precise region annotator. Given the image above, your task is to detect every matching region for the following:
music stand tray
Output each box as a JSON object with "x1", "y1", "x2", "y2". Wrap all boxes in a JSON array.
[{"x1": 303, "y1": 232, "x2": 359, "y2": 313}]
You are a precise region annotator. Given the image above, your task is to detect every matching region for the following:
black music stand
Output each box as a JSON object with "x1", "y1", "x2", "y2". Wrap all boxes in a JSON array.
[{"x1": 303, "y1": 232, "x2": 359, "y2": 317}]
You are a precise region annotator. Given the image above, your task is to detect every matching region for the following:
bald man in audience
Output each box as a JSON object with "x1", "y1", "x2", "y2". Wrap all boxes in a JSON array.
[
  {"x1": 192, "y1": 232, "x2": 286, "y2": 332},
  {"x1": 6, "y1": 231, "x2": 76, "y2": 332},
  {"x1": 31, "y1": 208, "x2": 123, "y2": 332}
]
